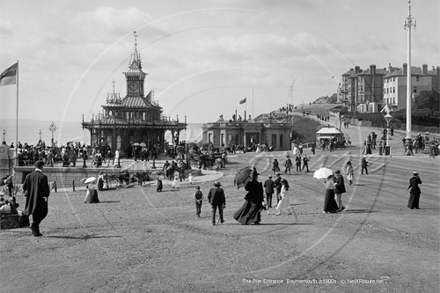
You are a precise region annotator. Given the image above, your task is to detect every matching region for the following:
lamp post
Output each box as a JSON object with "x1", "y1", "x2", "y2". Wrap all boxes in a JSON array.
[
  {"x1": 2, "y1": 129, "x2": 5, "y2": 142},
  {"x1": 384, "y1": 113, "x2": 392, "y2": 156},
  {"x1": 39, "y1": 129, "x2": 42, "y2": 141},
  {"x1": 404, "y1": 0, "x2": 416, "y2": 155},
  {"x1": 49, "y1": 122, "x2": 57, "y2": 147}
]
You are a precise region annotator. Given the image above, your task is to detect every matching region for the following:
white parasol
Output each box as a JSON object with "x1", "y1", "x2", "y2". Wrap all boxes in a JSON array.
[
  {"x1": 83, "y1": 177, "x2": 97, "y2": 184},
  {"x1": 313, "y1": 168, "x2": 334, "y2": 180}
]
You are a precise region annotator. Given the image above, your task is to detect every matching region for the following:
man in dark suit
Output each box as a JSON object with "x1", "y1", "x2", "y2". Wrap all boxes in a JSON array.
[
  {"x1": 284, "y1": 156, "x2": 292, "y2": 175},
  {"x1": 334, "y1": 170, "x2": 346, "y2": 212},
  {"x1": 295, "y1": 155, "x2": 302, "y2": 172},
  {"x1": 264, "y1": 175, "x2": 275, "y2": 208},
  {"x1": 208, "y1": 181, "x2": 226, "y2": 225},
  {"x1": 361, "y1": 156, "x2": 369, "y2": 174},
  {"x1": 23, "y1": 161, "x2": 50, "y2": 237}
]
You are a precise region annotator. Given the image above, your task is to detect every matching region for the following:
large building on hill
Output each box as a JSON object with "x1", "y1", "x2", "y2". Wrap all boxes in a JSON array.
[
  {"x1": 202, "y1": 113, "x2": 292, "y2": 151},
  {"x1": 339, "y1": 63, "x2": 440, "y2": 113},
  {"x1": 383, "y1": 64, "x2": 440, "y2": 111},
  {"x1": 82, "y1": 33, "x2": 187, "y2": 156}
]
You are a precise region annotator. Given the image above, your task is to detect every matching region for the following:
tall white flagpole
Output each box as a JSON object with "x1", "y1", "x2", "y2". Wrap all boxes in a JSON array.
[
  {"x1": 15, "y1": 60, "x2": 19, "y2": 169},
  {"x1": 252, "y1": 89, "x2": 254, "y2": 120}
]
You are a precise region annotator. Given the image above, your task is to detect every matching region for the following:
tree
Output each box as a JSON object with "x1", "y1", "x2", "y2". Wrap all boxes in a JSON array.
[{"x1": 414, "y1": 90, "x2": 440, "y2": 111}]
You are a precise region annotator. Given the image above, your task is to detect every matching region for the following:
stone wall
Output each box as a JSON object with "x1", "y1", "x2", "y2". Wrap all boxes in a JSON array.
[{"x1": 2, "y1": 166, "x2": 201, "y2": 188}]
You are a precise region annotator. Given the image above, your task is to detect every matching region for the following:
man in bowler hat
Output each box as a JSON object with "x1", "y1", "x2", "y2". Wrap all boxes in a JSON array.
[
  {"x1": 264, "y1": 175, "x2": 275, "y2": 208},
  {"x1": 23, "y1": 161, "x2": 50, "y2": 237},
  {"x1": 208, "y1": 181, "x2": 226, "y2": 225}
]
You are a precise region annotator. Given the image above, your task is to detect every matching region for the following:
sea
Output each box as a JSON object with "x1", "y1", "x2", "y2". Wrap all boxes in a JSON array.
[{"x1": 0, "y1": 119, "x2": 204, "y2": 146}]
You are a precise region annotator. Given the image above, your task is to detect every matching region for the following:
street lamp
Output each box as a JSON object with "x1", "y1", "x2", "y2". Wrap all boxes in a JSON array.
[
  {"x1": 49, "y1": 122, "x2": 57, "y2": 146},
  {"x1": 39, "y1": 129, "x2": 42, "y2": 141},
  {"x1": 2, "y1": 129, "x2": 5, "y2": 142},
  {"x1": 384, "y1": 113, "x2": 392, "y2": 156}
]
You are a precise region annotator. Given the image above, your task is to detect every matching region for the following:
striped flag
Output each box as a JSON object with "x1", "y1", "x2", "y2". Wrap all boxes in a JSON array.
[
  {"x1": 0, "y1": 62, "x2": 18, "y2": 86},
  {"x1": 239, "y1": 98, "x2": 247, "y2": 104}
]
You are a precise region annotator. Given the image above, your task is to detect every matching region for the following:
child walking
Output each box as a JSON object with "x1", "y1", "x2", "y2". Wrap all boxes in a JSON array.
[
  {"x1": 157, "y1": 172, "x2": 164, "y2": 192},
  {"x1": 194, "y1": 186, "x2": 204, "y2": 219}
]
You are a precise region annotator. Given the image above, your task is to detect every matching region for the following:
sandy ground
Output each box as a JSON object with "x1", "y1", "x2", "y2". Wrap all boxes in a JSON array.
[{"x1": 1, "y1": 121, "x2": 439, "y2": 293}]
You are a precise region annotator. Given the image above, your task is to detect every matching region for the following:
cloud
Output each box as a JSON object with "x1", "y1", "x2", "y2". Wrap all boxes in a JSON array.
[
  {"x1": 0, "y1": 18, "x2": 13, "y2": 36},
  {"x1": 81, "y1": 6, "x2": 152, "y2": 31}
]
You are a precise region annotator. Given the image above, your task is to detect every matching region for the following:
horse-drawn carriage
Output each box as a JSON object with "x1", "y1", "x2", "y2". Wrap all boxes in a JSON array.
[{"x1": 187, "y1": 145, "x2": 222, "y2": 169}]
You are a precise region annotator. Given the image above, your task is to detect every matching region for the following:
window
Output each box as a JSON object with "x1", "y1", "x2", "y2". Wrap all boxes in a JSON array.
[
  {"x1": 393, "y1": 87, "x2": 395, "y2": 93},
  {"x1": 416, "y1": 76, "x2": 420, "y2": 82},
  {"x1": 393, "y1": 97, "x2": 396, "y2": 104},
  {"x1": 280, "y1": 134, "x2": 284, "y2": 149},
  {"x1": 413, "y1": 86, "x2": 417, "y2": 93},
  {"x1": 387, "y1": 88, "x2": 389, "y2": 94},
  {"x1": 272, "y1": 134, "x2": 277, "y2": 148}
]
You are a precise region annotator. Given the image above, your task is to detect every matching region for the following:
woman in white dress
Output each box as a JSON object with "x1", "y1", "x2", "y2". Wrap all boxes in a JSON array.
[{"x1": 275, "y1": 179, "x2": 294, "y2": 216}]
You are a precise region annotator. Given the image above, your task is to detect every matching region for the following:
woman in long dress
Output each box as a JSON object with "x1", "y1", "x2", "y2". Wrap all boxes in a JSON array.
[
  {"x1": 272, "y1": 159, "x2": 280, "y2": 174},
  {"x1": 323, "y1": 175, "x2": 339, "y2": 213},
  {"x1": 84, "y1": 184, "x2": 100, "y2": 203},
  {"x1": 407, "y1": 172, "x2": 422, "y2": 209},
  {"x1": 274, "y1": 179, "x2": 294, "y2": 216},
  {"x1": 97, "y1": 171, "x2": 105, "y2": 191},
  {"x1": 233, "y1": 170, "x2": 264, "y2": 225}
]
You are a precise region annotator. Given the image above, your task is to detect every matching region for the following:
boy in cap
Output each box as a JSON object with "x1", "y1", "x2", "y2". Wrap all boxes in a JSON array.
[{"x1": 193, "y1": 186, "x2": 204, "y2": 219}]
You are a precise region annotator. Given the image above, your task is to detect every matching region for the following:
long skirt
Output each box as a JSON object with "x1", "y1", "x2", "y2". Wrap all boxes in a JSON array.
[
  {"x1": 156, "y1": 180, "x2": 163, "y2": 192},
  {"x1": 233, "y1": 201, "x2": 262, "y2": 225},
  {"x1": 323, "y1": 189, "x2": 339, "y2": 213},
  {"x1": 275, "y1": 194, "x2": 292, "y2": 215},
  {"x1": 98, "y1": 178, "x2": 104, "y2": 191},
  {"x1": 84, "y1": 189, "x2": 100, "y2": 203},
  {"x1": 407, "y1": 191, "x2": 420, "y2": 209}
]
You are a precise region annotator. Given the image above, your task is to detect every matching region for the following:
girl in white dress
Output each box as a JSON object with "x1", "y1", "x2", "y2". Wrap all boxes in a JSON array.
[
  {"x1": 275, "y1": 179, "x2": 295, "y2": 217},
  {"x1": 172, "y1": 171, "x2": 180, "y2": 189}
]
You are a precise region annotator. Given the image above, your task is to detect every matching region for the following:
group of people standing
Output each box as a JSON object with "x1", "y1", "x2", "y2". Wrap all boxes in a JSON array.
[{"x1": 272, "y1": 155, "x2": 309, "y2": 175}]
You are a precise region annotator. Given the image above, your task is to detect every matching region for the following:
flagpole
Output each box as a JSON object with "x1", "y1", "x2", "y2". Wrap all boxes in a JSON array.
[
  {"x1": 15, "y1": 60, "x2": 19, "y2": 170},
  {"x1": 252, "y1": 89, "x2": 255, "y2": 120},
  {"x1": 245, "y1": 98, "x2": 247, "y2": 120}
]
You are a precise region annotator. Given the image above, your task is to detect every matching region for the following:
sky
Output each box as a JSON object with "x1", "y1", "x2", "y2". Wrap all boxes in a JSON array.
[{"x1": 1, "y1": 0, "x2": 439, "y2": 127}]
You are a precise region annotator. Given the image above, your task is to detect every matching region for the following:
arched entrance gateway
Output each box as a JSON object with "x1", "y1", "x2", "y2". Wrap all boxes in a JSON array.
[{"x1": 82, "y1": 32, "x2": 187, "y2": 157}]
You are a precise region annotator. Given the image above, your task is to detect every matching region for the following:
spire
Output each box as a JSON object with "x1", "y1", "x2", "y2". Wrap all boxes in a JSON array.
[{"x1": 128, "y1": 30, "x2": 142, "y2": 70}]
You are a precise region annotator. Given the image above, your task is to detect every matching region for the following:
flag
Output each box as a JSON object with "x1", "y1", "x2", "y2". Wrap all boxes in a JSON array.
[
  {"x1": 239, "y1": 98, "x2": 247, "y2": 104},
  {"x1": 0, "y1": 62, "x2": 18, "y2": 86}
]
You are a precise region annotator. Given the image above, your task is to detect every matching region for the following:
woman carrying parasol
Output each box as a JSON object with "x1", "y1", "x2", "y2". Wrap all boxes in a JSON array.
[{"x1": 233, "y1": 168, "x2": 264, "y2": 225}]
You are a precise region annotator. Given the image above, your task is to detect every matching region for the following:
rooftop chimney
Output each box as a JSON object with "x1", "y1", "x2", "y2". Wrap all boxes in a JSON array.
[
  {"x1": 403, "y1": 63, "x2": 408, "y2": 75},
  {"x1": 422, "y1": 64, "x2": 428, "y2": 75},
  {"x1": 370, "y1": 64, "x2": 376, "y2": 75}
]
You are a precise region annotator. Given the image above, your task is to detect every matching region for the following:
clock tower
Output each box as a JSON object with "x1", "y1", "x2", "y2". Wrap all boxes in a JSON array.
[{"x1": 124, "y1": 31, "x2": 147, "y2": 98}]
